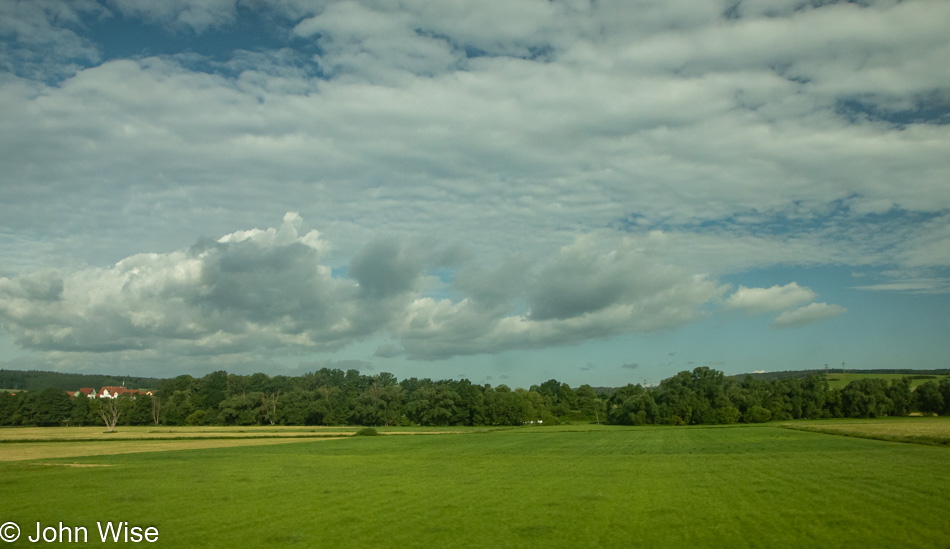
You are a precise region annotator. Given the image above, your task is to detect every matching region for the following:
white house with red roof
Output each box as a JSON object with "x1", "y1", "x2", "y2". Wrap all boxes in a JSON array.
[
  {"x1": 97, "y1": 386, "x2": 137, "y2": 399},
  {"x1": 66, "y1": 386, "x2": 152, "y2": 399}
]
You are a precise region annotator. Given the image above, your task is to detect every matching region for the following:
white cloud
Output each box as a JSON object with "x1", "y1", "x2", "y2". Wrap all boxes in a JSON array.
[
  {"x1": 293, "y1": 1, "x2": 464, "y2": 83},
  {"x1": 724, "y1": 282, "x2": 816, "y2": 314},
  {"x1": 772, "y1": 302, "x2": 847, "y2": 329},
  {"x1": 0, "y1": 0, "x2": 948, "y2": 373},
  {"x1": 853, "y1": 267, "x2": 950, "y2": 294},
  {"x1": 3, "y1": 0, "x2": 949, "y2": 280},
  {"x1": 0, "y1": 0, "x2": 104, "y2": 79},
  {"x1": 0, "y1": 216, "x2": 729, "y2": 367},
  {"x1": 393, "y1": 237, "x2": 728, "y2": 360},
  {"x1": 0, "y1": 215, "x2": 371, "y2": 356},
  {"x1": 853, "y1": 280, "x2": 950, "y2": 294}
]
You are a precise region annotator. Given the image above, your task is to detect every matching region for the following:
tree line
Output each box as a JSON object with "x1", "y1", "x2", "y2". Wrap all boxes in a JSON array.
[{"x1": 1, "y1": 367, "x2": 949, "y2": 429}]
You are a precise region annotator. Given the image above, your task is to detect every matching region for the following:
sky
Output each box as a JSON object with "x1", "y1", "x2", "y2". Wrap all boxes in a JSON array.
[{"x1": 1, "y1": 0, "x2": 948, "y2": 388}]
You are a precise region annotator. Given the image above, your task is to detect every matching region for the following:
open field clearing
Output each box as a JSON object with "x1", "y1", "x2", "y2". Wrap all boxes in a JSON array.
[
  {"x1": 1, "y1": 424, "x2": 948, "y2": 548},
  {"x1": 780, "y1": 416, "x2": 950, "y2": 446}
]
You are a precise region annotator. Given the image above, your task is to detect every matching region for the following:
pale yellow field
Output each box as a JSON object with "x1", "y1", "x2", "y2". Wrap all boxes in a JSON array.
[
  {"x1": 0, "y1": 425, "x2": 469, "y2": 462},
  {"x1": 0, "y1": 425, "x2": 355, "y2": 442},
  {"x1": 0, "y1": 437, "x2": 336, "y2": 462},
  {"x1": 0, "y1": 425, "x2": 357, "y2": 461},
  {"x1": 781, "y1": 417, "x2": 950, "y2": 445}
]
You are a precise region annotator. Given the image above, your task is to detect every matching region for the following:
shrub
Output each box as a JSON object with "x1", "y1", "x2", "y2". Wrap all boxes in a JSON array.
[
  {"x1": 353, "y1": 427, "x2": 380, "y2": 437},
  {"x1": 746, "y1": 405, "x2": 772, "y2": 423},
  {"x1": 717, "y1": 406, "x2": 740, "y2": 424}
]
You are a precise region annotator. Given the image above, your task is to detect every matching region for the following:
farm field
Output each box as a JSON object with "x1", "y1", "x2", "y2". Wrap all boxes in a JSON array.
[
  {"x1": 821, "y1": 372, "x2": 950, "y2": 390},
  {"x1": 0, "y1": 425, "x2": 480, "y2": 461},
  {"x1": 1, "y1": 423, "x2": 949, "y2": 548},
  {"x1": 780, "y1": 416, "x2": 950, "y2": 446}
]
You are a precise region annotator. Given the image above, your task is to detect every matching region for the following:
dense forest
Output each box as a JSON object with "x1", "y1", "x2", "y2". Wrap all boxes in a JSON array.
[{"x1": 1, "y1": 367, "x2": 949, "y2": 428}]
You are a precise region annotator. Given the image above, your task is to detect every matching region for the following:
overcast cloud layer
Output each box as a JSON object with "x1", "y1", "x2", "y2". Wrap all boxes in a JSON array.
[{"x1": 1, "y1": 0, "x2": 948, "y2": 382}]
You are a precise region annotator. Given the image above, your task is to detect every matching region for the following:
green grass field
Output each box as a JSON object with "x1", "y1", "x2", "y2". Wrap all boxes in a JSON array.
[{"x1": 1, "y1": 422, "x2": 949, "y2": 548}]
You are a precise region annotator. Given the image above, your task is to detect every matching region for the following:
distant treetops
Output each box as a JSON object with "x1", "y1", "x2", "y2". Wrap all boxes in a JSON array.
[{"x1": 1, "y1": 367, "x2": 948, "y2": 428}]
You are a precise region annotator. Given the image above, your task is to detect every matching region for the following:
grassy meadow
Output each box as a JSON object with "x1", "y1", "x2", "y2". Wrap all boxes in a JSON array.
[{"x1": 1, "y1": 421, "x2": 949, "y2": 547}]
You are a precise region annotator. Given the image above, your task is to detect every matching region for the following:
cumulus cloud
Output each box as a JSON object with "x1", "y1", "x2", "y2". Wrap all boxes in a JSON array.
[
  {"x1": 0, "y1": 215, "x2": 729, "y2": 366},
  {"x1": 772, "y1": 302, "x2": 847, "y2": 329},
  {"x1": 724, "y1": 282, "x2": 817, "y2": 314},
  {"x1": 393, "y1": 238, "x2": 728, "y2": 360},
  {"x1": 349, "y1": 238, "x2": 425, "y2": 299},
  {"x1": 0, "y1": 214, "x2": 371, "y2": 355}
]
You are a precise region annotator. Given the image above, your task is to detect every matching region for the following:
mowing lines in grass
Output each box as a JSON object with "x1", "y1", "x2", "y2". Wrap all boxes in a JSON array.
[{"x1": 1, "y1": 425, "x2": 948, "y2": 548}]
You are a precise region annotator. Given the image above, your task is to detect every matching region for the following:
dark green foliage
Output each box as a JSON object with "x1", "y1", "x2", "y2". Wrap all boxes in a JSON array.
[
  {"x1": 69, "y1": 394, "x2": 96, "y2": 426},
  {"x1": 485, "y1": 385, "x2": 527, "y2": 426},
  {"x1": 125, "y1": 393, "x2": 154, "y2": 425},
  {"x1": 407, "y1": 385, "x2": 458, "y2": 426},
  {"x1": 746, "y1": 405, "x2": 772, "y2": 423},
  {"x1": 353, "y1": 427, "x2": 379, "y2": 436},
  {"x1": 841, "y1": 378, "x2": 892, "y2": 418},
  {"x1": 0, "y1": 391, "x2": 17, "y2": 425},
  {"x1": 4, "y1": 366, "x2": 936, "y2": 429},
  {"x1": 916, "y1": 380, "x2": 945, "y2": 415},
  {"x1": 717, "y1": 406, "x2": 740, "y2": 424},
  {"x1": 917, "y1": 379, "x2": 950, "y2": 416},
  {"x1": 602, "y1": 367, "x2": 924, "y2": 426},
  {"x1": 33, "y1": 387, "x2": 72, "y2": 426}
]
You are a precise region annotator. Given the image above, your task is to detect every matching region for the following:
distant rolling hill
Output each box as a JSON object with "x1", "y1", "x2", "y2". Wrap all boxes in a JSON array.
[
  {"x1": 733, "y1": 368, "x2": 950, "y2": 389},
  {"x1": 0, "y1": 369, "x2": 162, "y2": 392}
]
